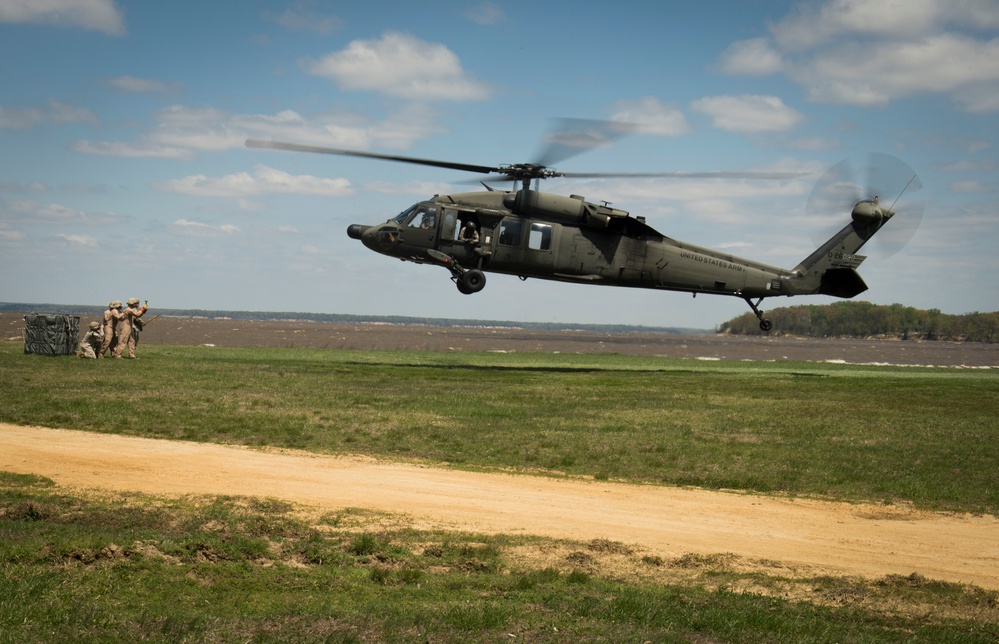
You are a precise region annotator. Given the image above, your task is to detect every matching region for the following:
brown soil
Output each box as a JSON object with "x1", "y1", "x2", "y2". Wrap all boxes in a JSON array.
[
  {"x1": 3, "y1": 424, "x2": 997, "y2": 591},
  {"x1": 3, "y1": 312, "x2": 998, "y2": 593}
]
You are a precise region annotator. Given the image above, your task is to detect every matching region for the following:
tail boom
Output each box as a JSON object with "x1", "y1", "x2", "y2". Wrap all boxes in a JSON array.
[{"x1": 784, "y1": 199, "x2": 893, "y2": 298}]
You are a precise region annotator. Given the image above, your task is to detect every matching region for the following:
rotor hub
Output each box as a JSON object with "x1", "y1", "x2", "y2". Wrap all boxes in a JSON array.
[{"x1": 497, "y1": 163, "x2": 563, "y2": 182}]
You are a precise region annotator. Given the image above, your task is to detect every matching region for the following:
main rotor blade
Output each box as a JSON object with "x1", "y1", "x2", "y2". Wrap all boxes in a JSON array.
[
  {"x1": 559, "y1": 170, "x2": 808, "y2": 180},
  {"x1": 534, "y1": 118, "x2": 638, "y2": 169},
  {"x1": 245, "y1": 139, "x2": 499, "y2": 175},
  {"x1": 248, "y1": 137, "x2": 808, "y2": 184},
  {"x1": 532, "y1": 118, "x2": 807, "y2": 180}
]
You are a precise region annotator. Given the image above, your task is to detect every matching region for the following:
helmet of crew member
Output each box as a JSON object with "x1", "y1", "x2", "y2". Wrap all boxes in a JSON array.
[
  {"x1": 127, "y1": 297, "x2": 140, "y2": 306},
  {"x1": 89, "y1": 321, "x2": 100, "y2": 330}
]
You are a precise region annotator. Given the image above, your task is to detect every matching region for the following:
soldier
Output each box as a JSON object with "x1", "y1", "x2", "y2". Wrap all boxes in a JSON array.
[
  {"x1": 459, "y1": 220, "x2": 479, "y2": 244},
  {"x1": 112, "y1": 298, "x2": 148, "y2": 359},
  {"x1": 99, "y1": 300, "x2": 123, "y2": 358},
  {"x1": 78, "y1": 321, "x2": 104, "y2": 359}
]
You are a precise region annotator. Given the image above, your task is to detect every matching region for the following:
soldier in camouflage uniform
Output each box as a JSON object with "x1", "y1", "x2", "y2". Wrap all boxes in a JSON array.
[
  {"x1": 112, "y1": 298, "x2": 148, "y2": 359},
  {"x1": 99, "y1": 300, "x2": 123, "y2": 358},
  {"x1": 78, "y1": 321, "x2": 104, "y2": 359}
]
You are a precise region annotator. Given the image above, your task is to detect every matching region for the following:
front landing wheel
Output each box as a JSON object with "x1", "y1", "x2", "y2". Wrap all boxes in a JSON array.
[
  {"x1": 458, "y1": 269, "x2": 486, "y2": 294},
  {"x1": 759, "y1": 319, "x2": 773, "y2": 332}
]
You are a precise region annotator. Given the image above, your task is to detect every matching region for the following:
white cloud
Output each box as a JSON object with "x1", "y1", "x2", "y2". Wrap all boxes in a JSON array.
[
  {"x1": 0, "y1": 101, "x2": 98, "y2": 129},
  {"x1": 139, "y1": 105, "x2": 258, "y2": 152},
  {"x1": 771, "y1": 0, "x2": 999, "y2": 51},
  {"x1": 0, "y1": 106, "x2": 45, "y2": 129},
  {"x1": 0, "y1": 0, "x2": 125, "y2": 35},
  {"x1": 75, "y1": 105, "x2": 446, "y2": 159},
  {"x1": 609, "y1": 97, "x2": 691, "y2": 136},
  {"x1": 951, "y1": 179, "x2": 997, "y2": 192},
  {"x1": 691, "y1": 95, "x2": 805, "y2": 133},
  {"x1": 0, "y1": 181, "x2": 49, "y2": 193},
  {"x1": 154, "y1": 164, "x2": 353, "y2": 198},
  {"x1": 263, "y1": 3, "x2": 340, "y2": 34},
  {"x1": 48, "y1": 101, "x2": 99, "y2": 124},
  {"x1": 171, "y1": 219, "x2": 240, "y2": 238},
  {"x1": 0, "y1": 228, "x2": 25, "y2": 241},
  {"x1": 954, "y1": 81, "x2": 999, "y2": 114},
  {"x1": 463, "y1": 2, "x2": 504, "y2": 25},
  {"x1": 716, "y1": 38, "x2": 783, "y2": 75},
  {"x1": 362, "y1": 180, "x2": 453, "y2": 196},
  {"x1": 4, "y1": 199, "x2": 122, "y2": 224},
  {"x1": 72, "y1": 140, "x2": 193, "y2": 159},
  {"x1": 607, "y1": 174, "x2": 809, "y2": 204},
  {"x1": 795, "y1": 34, "x2": 999, "y2": 107},
  {"x1": 106, "y1": 75, "x2": 169, "y2": 93},
  {"x1": 57, "y1": 233, "x2": 98, "y2": 246},
  {"x1": 304, "y1": 31, "x2": 492, "y2": 101},
  {"x1": 719, "y1": 0, "x2": 999, "y2": 112}
]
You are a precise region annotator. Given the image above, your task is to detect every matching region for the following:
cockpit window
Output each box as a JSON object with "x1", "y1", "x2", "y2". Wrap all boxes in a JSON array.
[
  {"x1": 392, "y1": 204, "x2": 419, "y2": 225},
  {"x1": 404, "y1": 204, "x2": 437, "y2": 230}
]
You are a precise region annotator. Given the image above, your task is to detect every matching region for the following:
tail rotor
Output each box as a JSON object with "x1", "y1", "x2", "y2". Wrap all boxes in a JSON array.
[{"x1": 807, "y1": 153, "x2": 923, "y2": 258}]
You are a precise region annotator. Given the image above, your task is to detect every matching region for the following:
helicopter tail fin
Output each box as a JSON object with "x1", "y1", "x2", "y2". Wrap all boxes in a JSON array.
[{"x1": 788, "y1": 200, "x2": 892, "y2": 298}]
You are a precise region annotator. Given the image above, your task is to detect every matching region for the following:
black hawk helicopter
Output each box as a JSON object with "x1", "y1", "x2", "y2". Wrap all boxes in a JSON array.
[{"x1": 247, "y1": 123, "x2": 919, "y2": 331}]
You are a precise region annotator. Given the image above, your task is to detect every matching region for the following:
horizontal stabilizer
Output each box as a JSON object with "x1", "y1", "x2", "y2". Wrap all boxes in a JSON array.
[{"x1": 818, "y1": 267, "x2": 868, "y2": 298}]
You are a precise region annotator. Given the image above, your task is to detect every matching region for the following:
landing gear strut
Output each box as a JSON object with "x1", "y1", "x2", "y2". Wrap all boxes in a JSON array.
[
  {"x1": 744, "y1": 297, "x2": 773, "y2": 332},
  {"x1": 427, "y1": 249, "x2": 486, "y2": 295}
]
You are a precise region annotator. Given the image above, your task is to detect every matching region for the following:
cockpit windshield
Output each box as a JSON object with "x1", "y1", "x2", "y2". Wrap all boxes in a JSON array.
[
  {"x1": 393, "y1": 203, "x2": 437, "y2": 229},
  {"x1": 391, "y1": 204, "x2": 420, "y2": 225}
]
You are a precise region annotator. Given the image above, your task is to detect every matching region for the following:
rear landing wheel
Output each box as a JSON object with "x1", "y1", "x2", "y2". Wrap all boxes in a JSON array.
[{"x1": 744, "y1": 297, "x2": 773, "y2": 333}]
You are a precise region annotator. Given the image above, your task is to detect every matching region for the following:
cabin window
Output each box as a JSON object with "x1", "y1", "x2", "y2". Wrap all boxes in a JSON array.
[
  {"x1": 528, "y1": 223, "x2": 552, "y2": 251},
  {"x1": 498, "y1": 219, "x2": 522, "y2": 246},
  {"x1": 442, "y1": 209, "x2": 458, "y2": 240}
]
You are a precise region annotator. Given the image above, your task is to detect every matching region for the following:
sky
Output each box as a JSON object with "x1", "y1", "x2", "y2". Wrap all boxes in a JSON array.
[{"x1": 1, "y1": 0, "x2": 997, "y2": 329}]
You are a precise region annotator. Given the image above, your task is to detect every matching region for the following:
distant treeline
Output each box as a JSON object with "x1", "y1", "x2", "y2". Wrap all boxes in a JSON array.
[
  {"x1": 720, "y1": 301, "x2": 999, "y2": 343},
  {"x1": 0, "y1": 303, "x2": 707, "y2": 336}
]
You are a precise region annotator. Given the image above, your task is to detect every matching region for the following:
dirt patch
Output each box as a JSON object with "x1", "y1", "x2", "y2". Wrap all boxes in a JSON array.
[{"x1": 2, "y1": 424, "x2": 997, "y2": 591}]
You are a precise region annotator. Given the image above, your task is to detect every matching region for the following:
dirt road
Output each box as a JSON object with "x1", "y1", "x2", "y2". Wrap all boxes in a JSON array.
[{"x1": 3, "y1": 423, "x2": 997, "y2": 589}]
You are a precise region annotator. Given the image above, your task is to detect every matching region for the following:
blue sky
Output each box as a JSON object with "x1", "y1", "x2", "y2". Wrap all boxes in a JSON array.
[{"x1": 1, "y1": 0, "x2": 997, "y2": 329}]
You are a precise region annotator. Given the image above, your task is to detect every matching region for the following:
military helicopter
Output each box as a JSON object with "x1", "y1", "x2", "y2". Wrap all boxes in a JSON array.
[{"x1": 246, "y1": 123, "x2": 919, "y2": 331}]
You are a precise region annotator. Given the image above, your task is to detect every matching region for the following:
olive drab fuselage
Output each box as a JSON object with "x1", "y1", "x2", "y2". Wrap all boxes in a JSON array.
[
  {"x1": 248, "y1": 136, "x2": 912, "y2": 331},
  {"x1": 348, "y1": 187, "x2": 893, "y2": 330}
]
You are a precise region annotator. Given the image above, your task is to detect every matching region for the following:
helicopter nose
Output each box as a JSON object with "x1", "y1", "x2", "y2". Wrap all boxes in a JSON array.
[{"x1": 347, "y1": 224, "x2": 370, "y2": 240}]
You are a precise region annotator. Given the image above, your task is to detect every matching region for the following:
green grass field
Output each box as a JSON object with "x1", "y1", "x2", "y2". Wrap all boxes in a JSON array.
[
  {"x1": 2, "y1": 342, "x2": 998, "y2": 641},
  {"x1": 2, "y1": 343, "x2": 997, "y2": 514}
]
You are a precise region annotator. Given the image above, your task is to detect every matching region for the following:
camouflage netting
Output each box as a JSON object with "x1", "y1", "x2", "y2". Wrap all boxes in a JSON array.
[{"x1": 23, "y1": 314, "x2": 80, "y2": 356}]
